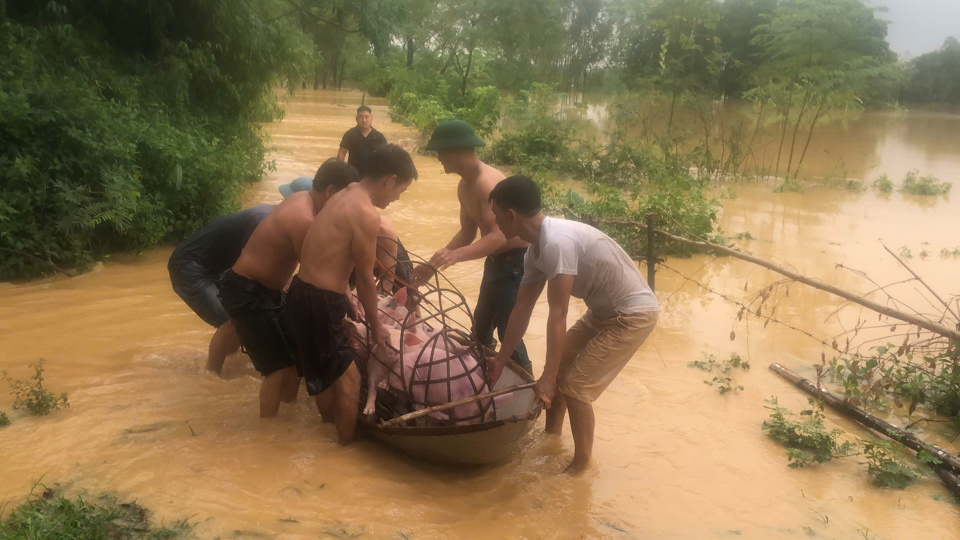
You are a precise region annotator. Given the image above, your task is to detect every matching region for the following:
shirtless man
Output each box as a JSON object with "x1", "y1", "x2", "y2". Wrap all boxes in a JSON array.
[
  {"x1": 287, "y1": 143, "x2": 417, "y2": 444},
  {"x1": 413, "y1": 119, "x2": 532, "y2": 371},
  {"x1": 218, "y1": 159, "x2": 359, "y2": 418}
]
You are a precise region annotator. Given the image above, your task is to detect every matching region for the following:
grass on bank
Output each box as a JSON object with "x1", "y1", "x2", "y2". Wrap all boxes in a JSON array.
[{"x1": 0, "y1": 486, "x2": 192, "y2": 539}]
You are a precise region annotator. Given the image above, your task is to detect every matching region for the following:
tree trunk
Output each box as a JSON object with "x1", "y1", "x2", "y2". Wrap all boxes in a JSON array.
[
  {"x1": 406, "y1": 36, "x2": 415, "y2": 69},
  {"x1": 785, "y1": 92, "x2": 810, "y2": 178},
  {"x1": 794, "y1": 100, "x2": 827, "y2": 177},
  {"x1": 313, "y1": 68, "x2": 320, "y2": 90},
  {"x1": 769, "y1": 362, "x2": 960, "y2": 498},
  {"x1": 461, "y1": 45, "x2": 474, "y2": 98}
]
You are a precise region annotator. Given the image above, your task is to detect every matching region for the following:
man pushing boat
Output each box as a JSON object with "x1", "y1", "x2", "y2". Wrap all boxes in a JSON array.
[{"x1": 486, "y1": 176, "x2": 659, "y2": 473}]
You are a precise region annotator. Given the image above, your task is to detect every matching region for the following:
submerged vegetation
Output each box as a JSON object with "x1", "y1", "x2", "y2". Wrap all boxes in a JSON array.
[
  {"x1": 688, "y1": 352, "x2": 750, "y2": 394},
  {"x1": 763, "y1": 397, "x2": 855, "y2": 468},
  {"x1": 900, "y1": 171, "x2": 953, "y2": 196},
  {"x1": 0, "y1": 486, "x2": 191, "y2": 539},
  {"x1": 2, "y1": 359, "x2": 68, "y2": 417}
]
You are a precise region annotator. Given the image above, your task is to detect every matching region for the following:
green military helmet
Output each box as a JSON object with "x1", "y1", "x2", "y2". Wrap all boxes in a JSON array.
[{"x1": 424, "y1": 119, "x2": 486, "y2": 151}]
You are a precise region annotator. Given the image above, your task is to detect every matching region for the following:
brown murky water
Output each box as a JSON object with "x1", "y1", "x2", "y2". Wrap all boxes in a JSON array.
[{"x1": 2, "y1": 90, "x2": 958, "y2": 539}]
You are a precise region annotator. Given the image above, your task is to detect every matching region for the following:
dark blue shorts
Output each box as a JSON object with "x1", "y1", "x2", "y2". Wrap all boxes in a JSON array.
[{"x1": 168, "y1": 257, "x2": 230, "y2": 327}]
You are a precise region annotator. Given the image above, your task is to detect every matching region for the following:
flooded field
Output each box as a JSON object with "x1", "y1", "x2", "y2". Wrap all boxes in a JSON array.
[{"x1": 1, "y1": 89, "x2": 958, "y2": 538}]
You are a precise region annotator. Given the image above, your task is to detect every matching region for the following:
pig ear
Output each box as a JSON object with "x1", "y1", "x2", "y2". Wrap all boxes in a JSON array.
[{"x1": 394, "y1": 286, "x2": 408, "y2": 307}]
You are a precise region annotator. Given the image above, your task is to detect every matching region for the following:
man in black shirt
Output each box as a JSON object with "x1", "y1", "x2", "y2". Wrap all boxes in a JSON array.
[
  {"x1": 337, "y1": 105, "x2": 387, "y2": 176},
  {"x1": 167, "y1": 177, "x2": 313, "y2": 375}
]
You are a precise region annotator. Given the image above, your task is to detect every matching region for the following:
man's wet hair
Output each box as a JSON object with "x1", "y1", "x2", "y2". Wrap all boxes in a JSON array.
[
  {"x1": 313, "y1": 158, "x2": 360, "y2": 192},
  {"x1": 357, "y1": 105, "x2": 372, "y2": 115},
  {"x1": 489, "y1": 175, "x2": 541, "y2": 217},
  {"x1": 366, "y1": 143, "x2": 419, "y2": 184}
]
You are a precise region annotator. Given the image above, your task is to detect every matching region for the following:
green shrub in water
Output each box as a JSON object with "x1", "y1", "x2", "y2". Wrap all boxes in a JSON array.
[
  {"x1": 873, "y1": 174, "x2": 894, "y2": 193},
  {"x1": 3, "y1": 359, "x2": 68, "y2": 416},
  {"x1": 900, "y1": 170, "x2": 952, "y2": 196},
  {"x1": 0, "y1": 411, "x2": 9, "y2": 428},
  {"x1": 763, "y1": 397, "x2": 855, "y2": 467},
  {"x1": 688, "y1": 352, "x2": 750, "y2": 394},
  {"x1": 861, "y1": 438, "x2": 926, "y2": 489},
  {"x1": 0, "y1": 486, "x2": 191, "y2": 539}
]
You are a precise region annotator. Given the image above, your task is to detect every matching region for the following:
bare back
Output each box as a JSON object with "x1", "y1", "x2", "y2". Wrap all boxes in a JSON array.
[
  {"x1": 299, "y1": 184, "x2": 380, "y2": 293},
  {"x1": 232, "y1": 191, "x2": 317, "y2": 291},
  {"x1": 459, "y1": 161, "x2": 529, "y2": 253}
]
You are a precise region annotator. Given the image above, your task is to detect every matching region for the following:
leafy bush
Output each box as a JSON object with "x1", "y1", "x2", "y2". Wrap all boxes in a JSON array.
[
  {"x1": 763, "y1": 397, "x2": 855, "y2": 467},
  {"x1": 688, "y1": 352, "x2": 750, "y2": 394},
  {"x1": 0, "y1": 411, "x2": 9, "y2": 427},
  {"x1": 2, "y1": 359, "x2": 69, "y2": 416},
  {"x1": 861, "y1": 439, "x2": 925, "y2": 488},
  {"x1": 873, "y1": 174, "x2": 894, "y2": 193},
  {"x1": 0, "y1": 1, "x2": 312, "y2": 279},
  {"x1": 900, "y1": 171, "x2": 952, "y2": 196}
]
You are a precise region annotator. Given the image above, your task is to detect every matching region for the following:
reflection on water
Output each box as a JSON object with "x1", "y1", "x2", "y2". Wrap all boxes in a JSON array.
[{"x1": 1, "y1": 90, "x2": 958, "y2": 538}]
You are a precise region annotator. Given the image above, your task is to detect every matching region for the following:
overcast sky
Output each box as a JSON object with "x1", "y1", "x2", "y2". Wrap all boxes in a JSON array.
[{"x1": 869, "y1": 0, "x2": 960, "y2": 58}]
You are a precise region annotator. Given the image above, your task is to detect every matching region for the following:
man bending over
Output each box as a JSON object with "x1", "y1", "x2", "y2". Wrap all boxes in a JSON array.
[
  {"x1": 486, "y1": 176, "x2": 659, "y2": 473},
  {"x1": 288, "y1": 144, "x2": 418, "y2": 444},
  {"x1": 219, "y1": 159, "x2": 359, "y2": 418}
]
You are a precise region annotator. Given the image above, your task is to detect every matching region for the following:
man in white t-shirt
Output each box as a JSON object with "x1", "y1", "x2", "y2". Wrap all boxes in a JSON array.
[{"x1": 486, "y1": 176, "x2": 659, "y2": 473}]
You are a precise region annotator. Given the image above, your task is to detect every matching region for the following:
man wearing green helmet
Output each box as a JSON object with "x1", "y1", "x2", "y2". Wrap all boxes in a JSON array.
[{"x1": 413, "y1": 119, "x2": 532, "y2": 372}]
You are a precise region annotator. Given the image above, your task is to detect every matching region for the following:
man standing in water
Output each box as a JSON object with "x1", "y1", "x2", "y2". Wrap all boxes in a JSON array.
[
  {"x1": 167, "y1": 177, "x2": 314, "y2": 375},
  {"x1": 413, "y1": 119, "x2": 532, "y2": 372},
  {"x1": 288, "y1": 143, "x2": 417, "y2": 444},
  {"x1": 218, "y1": 159, "x2": 360, "y2": 418},
  {"x1": 486, "y1": 176, "x2": 659, "y2": 473},
  {"x1": 337, "y1": 105, "x2": 387, "y2": 176}
]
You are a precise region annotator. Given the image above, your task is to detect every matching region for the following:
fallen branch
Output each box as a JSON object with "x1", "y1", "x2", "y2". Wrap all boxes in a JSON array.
[
  {"x1": 379, "y1": 382, "x2": 535, "y2": 428},
  {"x1": 585, "y1": 217, "x2": 960, "y2": 343},
  {"x1": 769, "y1": 363, "x2": 960, "y2": 497}
]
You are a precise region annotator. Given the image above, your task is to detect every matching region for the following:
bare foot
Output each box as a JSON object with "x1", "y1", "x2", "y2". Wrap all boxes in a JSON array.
[{"x1": 563, "y1": 457, "x2": 592, "y2": 475}]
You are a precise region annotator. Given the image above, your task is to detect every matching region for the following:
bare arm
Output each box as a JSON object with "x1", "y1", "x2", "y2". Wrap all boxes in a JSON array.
[
  {"x1": 451, "y1": 197, "x2": 507, "y2": 262},
  {"x1": 488, "y1": 277, "x2": 546, "y2": 383},
  {"x1": 337, "y1": 147, "x2": 348, "y2": 161},
  {"x1": 353, "y1": 210, "x2": 387, "y2": 347},
  {"x1": 377, "y1": 217, "x2": 400, "y2": 292},
  {"x1": 536, "y1": 274, "x2": 574, "y2": 408}
]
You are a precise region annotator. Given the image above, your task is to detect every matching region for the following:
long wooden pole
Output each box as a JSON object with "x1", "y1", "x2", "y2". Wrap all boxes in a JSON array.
[
  {"x1": 587, "y1": 217, "x2": 960, "y2": 342},
  {"x1": 769, "y1": 363, "x2": 960, "y2": 478},
  {"x1": 379, "y1": 382, "x2": 536, "y2": 428}
]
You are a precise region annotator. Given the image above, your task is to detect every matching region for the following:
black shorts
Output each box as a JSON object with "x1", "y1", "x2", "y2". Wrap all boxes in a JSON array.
[
  {"x1": 286, "y1": 276, "x2": 354, "y2": 396},
  {"x1": 168, "y1": 256, "x2": 229, "y2": 327},
  {"x1": 217, "y1": 270, "x2": 296, "y2": 376}
]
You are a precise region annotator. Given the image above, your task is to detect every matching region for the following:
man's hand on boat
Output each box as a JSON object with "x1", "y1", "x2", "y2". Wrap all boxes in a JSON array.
[
  {"x1": 486, "y1": 350, "x2": 508, "y2": 384},
  {"x1": 534, "y1": 374, "x2": 557, "y2": 409}
]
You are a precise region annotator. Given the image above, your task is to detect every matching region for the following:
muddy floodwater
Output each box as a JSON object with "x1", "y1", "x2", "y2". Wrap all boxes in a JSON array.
[{"x1": 2, "y1": 90, "x2": 959, "y2": 539}]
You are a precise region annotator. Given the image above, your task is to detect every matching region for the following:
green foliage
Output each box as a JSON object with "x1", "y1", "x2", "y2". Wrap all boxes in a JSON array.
[
  {"x1": 763, "y1": 397, "x2": 855, "y2": 467},
  {"x1": 898, "y1": 246, "x2": 913, "y2": 259},
  {"x1": 861, "y1": 438, "x2": 924, "y2": 489},
  {"x1": 390, "y1": 85, "x2": 501, "y2": 143},
  {"x1": 826, "y1": 342, "x2": 960, "y2": 430},
  {"x1": 900, "y1": 37, "x2": 960, "y2": 105},
  {"x1": 2, "y1": 359, "x2": 68, "y2": 416},
  {"x1": 0, "y1": 487, "x2": 191, "y2": 539},
  {"x1": 873, "y1": 174, "x2": 894, "y2": 193},
  {"x1": 688, "y1": 352, "x2": 750, "y2": 394},
  {"x1": 0, "y1": 1, "x2": 313, "y2": 279},
  {"x1": 900, "y1": 171, "x2": 952, "y2": 196},
  {"x1": 941, "y1": 247, "x2": 960, "y2": 258},
  {"x1": 0, "y1": 411, "x2": 9, "y2": 428}
]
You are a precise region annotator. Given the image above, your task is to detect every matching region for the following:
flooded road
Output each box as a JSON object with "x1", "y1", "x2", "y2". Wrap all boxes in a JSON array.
[{"x1": 2, "y1": 89, "x2": 959, "y2": 538}]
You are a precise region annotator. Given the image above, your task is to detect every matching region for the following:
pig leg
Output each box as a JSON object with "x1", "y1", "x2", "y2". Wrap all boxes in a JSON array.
[{"x1": 364, "y1": 356, "x2": 390, "y2": 416}]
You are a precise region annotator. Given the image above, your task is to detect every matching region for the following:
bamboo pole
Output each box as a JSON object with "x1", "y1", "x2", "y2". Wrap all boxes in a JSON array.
[
  {"x1": 769, "y1": 363, "x2": 960, "y2": 478},
  {"x1": 379, "y1": 382, "x2": 536, "y2": 428},
  {"x1": 587, "y1": 217, "x2": 960, "y2": 343}
]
